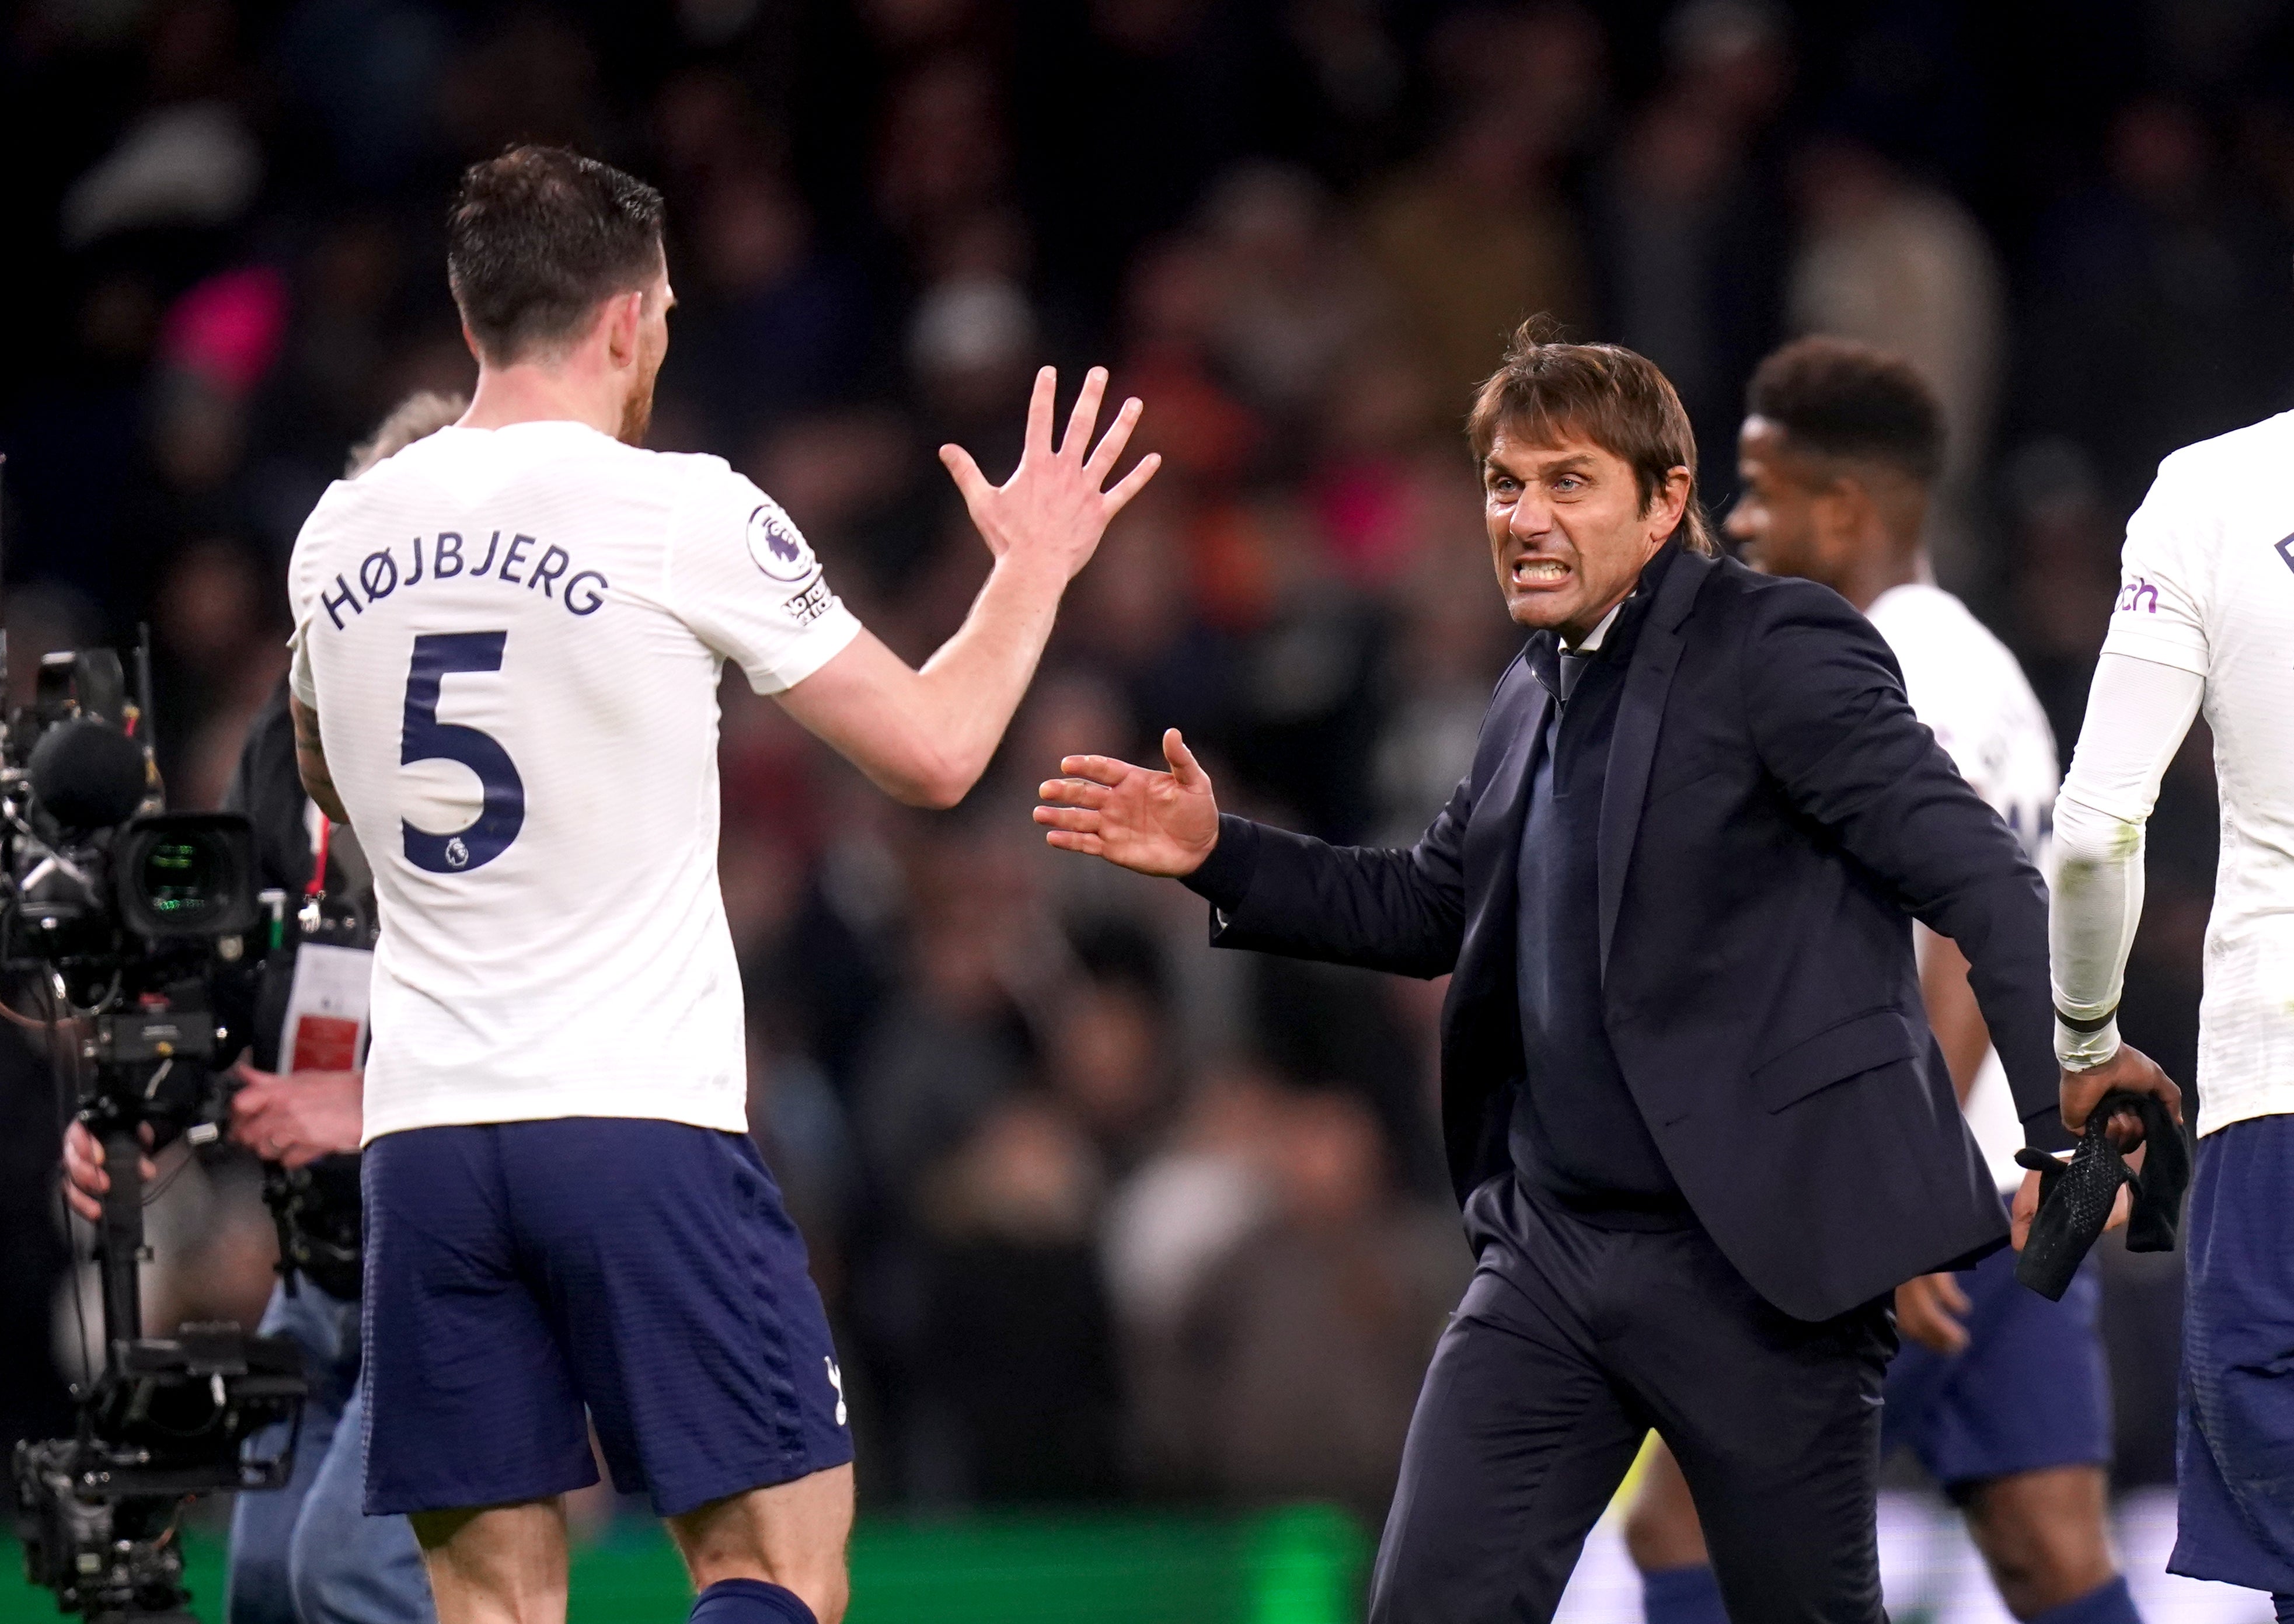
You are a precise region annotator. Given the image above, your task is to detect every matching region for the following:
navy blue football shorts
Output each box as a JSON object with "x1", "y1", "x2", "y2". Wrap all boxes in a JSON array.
[
  {"x1": 2173, "y1": 1112, "x2": 2294, "y2": 1592},
  {"x1": 360, "y1": 1118, "x2": 853, "y2": 1518},
  {"x1": 1880, "y1": 1197, "x2": 2110, "y2": 1493}
]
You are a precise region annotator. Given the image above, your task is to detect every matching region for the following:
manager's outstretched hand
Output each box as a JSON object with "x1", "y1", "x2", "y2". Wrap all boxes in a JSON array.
[
  {"x1": 1036, "y1": 728, "x2": 1220, "y2": 876},
  {"x1": 939, "y1": 365, "x2": 1161, "y2": 580}
]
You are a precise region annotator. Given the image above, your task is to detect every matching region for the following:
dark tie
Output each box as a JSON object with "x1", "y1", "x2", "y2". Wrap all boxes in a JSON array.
[{"x1": 1558, "y1": 650, "x2": 1590, "y2": 702}]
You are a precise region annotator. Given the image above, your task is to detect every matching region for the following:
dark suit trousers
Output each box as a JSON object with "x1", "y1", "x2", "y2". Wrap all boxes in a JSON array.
[{"x1": 1369, "y1": 1174, "x2": 1896, "y2": 1623}]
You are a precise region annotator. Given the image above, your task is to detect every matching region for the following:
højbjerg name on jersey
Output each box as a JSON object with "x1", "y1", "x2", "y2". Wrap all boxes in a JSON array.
[{"x1": 314, "y1": 529, "x2": 609, "y2": 631}]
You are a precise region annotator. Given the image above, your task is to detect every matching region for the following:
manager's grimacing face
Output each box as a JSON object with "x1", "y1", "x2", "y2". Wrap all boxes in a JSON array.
[{"x1": 1483, "y1": 427, "x2": 1686, "y2": 642}]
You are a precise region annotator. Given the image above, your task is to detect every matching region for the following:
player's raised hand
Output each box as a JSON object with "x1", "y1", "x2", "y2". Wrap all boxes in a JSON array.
[
  {"x1": 938, "y1": 366, "x2": 1160, "y2": 581},
  {"x1": 1037, "y1": 729, "x2": 1219, "y2": 876}
]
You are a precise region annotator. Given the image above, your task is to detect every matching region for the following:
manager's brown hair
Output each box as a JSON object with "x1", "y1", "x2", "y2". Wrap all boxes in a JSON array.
[{"x1": 1466, "y1": 320, "x2": 1720, "y2": 557}]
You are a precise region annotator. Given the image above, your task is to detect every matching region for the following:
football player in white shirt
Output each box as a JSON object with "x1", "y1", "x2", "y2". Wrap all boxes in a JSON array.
[
  {"x1": 1622, "y1": 339, "x2": 2144, "y2": 1624},
  {"x1": 284, "y1": 147, "x2": 1158, "y2": 1624},
  {"x1": 2045, "y1": 402, "x2": 2294, "y2": 1613}
]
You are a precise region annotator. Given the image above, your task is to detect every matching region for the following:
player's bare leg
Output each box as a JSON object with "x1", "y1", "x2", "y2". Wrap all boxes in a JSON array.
[
  {"x1": 1624, "y1": 1443, "x2": 1728, "y2": 1622},
  {"x1": 1623, "y1": 1442, "x2": 1708, "y2": 1573},
  {"x1": 410, "y1": 1499, "x2": 570, "y2": 1624},
  {"x1": 1962, "y1": 1464, "x2": 2118, "y2": 1619},
  {"x1": 1630, "y1": 1439, "x2": 2132, "y2": 1623},
  {"x1": 668, "y1": 1466, "x2": 856, "y2": 1624}
]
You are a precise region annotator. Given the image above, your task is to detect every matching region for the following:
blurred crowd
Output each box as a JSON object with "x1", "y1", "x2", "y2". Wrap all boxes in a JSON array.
[{"x1": 5, "y1": 0, "x2": 2294, "y2": 1525}]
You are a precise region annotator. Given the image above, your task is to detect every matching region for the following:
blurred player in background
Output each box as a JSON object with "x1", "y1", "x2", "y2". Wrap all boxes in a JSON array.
[
  {"x1": 64, "y1": 389, "x2": 466, "y2": 1624},
  {"x1": 285, "y1": 145, "x2": 1155, "y2": 1624},
  {"x1": 1623, "y1": 338, "x2": 2141, "y2": 1624},
  {"x1": 2045, "y1": 393, "x2": 2294, "y2": 1615}
]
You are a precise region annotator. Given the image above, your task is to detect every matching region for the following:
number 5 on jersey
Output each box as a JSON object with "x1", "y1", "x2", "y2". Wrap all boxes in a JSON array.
[{"x1": 402, "y1": 631, "x2": 524, "y2": 873}]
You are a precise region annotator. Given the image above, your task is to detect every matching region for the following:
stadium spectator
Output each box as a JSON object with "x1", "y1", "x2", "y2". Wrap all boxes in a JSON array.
[
  {"x1": 1786, "y1": 135, "x2": 2004, "y2": 587},
  {"x1": 1159, "y1": 1088, "x2": 1463, "y2": 1524}
]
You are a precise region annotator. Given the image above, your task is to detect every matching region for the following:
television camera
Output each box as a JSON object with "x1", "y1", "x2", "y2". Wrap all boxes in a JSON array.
[{"x1": 7, "y1": 636, "x2": 306, "y2": 1623}]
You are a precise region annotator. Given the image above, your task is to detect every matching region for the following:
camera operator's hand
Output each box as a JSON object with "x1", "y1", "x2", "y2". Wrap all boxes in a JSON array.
[
  {"x1": 229, "y1": 1062, "x2": 364, "y2": 1167},
  {"x1": 60, "y1": 1120, "x2": 156, "y2": 1224}
]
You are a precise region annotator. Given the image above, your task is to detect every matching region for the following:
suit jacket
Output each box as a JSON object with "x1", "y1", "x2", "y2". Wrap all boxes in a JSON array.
[{"x1": 1191, "y1": 546, "x2": 2068, "y2": 1321}]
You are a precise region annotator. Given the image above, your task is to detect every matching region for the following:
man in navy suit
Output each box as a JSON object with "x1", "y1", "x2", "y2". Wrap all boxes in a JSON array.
[{"x1": 1036, "y1": 326, "x2": 2077, "y2": 1622}]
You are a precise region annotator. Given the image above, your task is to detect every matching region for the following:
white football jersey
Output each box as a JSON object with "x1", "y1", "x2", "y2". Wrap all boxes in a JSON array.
[
  {"x1": 1866, "y1": 583, "x2": 2060, "y2": 1191},
  {"x1": 2102, "y1": 412, "x2": 2294, "y2": 1138},
  {"x1": 287, "y1": 420, "x2": 860, "y2": 1142}
]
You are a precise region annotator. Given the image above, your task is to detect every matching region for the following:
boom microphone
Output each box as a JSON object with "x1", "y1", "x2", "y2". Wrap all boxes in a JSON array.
[{"x1": 29, "y1": 719, "x2": 148, "y2": 832}]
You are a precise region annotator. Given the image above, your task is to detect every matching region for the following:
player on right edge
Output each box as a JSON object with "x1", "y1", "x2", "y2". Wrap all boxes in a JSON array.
[{"x1": 2040, "y1": 400, "x2": 2293, "y2": 1615}]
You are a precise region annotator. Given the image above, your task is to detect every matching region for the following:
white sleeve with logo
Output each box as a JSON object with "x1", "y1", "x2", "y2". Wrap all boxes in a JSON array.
[
  {"x1": 2100, "y1": 465, "x2": 2212, "y2": 677},
  {"x1": 664, "y1": 463, "x2": 862, "y2": 694},
  {"x1": 2049, "y1": 451, "x2": 2216, "y2": 1067}
]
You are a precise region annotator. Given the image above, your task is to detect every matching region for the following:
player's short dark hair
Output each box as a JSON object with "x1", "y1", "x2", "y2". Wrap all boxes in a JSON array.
[
  {"x1": 1745, "y1": 337, "x2": 1945, "y2": 485},
  {"x1": 446, "y1": 145, "x2": 666, "y2": 364},
  {"x1": 1466, "y1": 320, "x2": 1719, "y2": 557}
]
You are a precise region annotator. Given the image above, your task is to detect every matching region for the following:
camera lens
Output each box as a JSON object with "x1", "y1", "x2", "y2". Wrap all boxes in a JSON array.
[
  {"x1": 138, "y1": 832, "x2": 222, "y2": 925},
  {"x1": 116, "y1": 813, "x2": 257, "y2": 940}
]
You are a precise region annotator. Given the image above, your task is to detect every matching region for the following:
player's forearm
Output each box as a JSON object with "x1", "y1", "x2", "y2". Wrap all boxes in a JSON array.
[
  {"x1": 1914, "y1": 925, "x2": 1988, "y2": 1105},
  {"x1": 777, "y1": 559, "x2": 1070, "y2": 810},
  {"x1": 900, "y1": 554, "x2": 1070, "y2": 801},
  {"x1": 2046, "y1": 654, "x2": 2202, "y2": 1067},
  {"x1": 2049, "y1": 793, "x2": 2144, "y2": 1067}
]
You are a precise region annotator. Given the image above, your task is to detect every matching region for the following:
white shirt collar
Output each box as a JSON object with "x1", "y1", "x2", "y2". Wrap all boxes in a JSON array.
[{"x1": 1565, "y1": 598, "x2": 1627, "y2": 654}]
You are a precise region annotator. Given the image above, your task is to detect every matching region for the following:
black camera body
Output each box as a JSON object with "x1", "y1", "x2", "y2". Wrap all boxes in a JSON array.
[
  {"x1": 4, "y1": 649, "x2": 257, "y2": 991},
  {"x1": 5, "y1": 645, "x2": 306, "y2": 1622},
  {"x1": 17, "y1": 1327, "x2": 305, "y2": 1620}
]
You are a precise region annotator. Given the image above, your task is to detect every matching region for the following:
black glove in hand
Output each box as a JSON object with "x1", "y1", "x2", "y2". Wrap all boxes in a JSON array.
[{"x1": 2013, "y1": 1090, "x2": 2194, "y2": 1302}]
